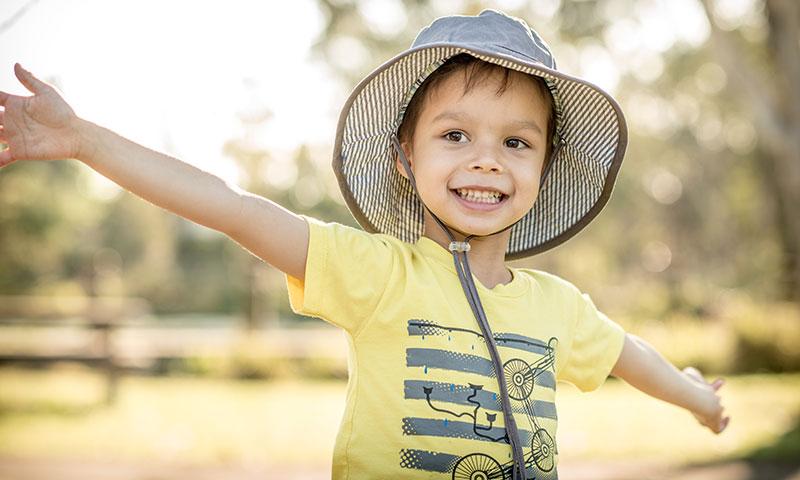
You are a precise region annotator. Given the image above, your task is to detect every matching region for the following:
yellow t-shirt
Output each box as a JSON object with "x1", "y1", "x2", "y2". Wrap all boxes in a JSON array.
[{"x1": 286, "y1": 217, "x2": 626, "y2": 480}]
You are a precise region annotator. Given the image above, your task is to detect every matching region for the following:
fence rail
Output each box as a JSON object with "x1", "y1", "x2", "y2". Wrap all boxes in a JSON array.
[{"x1": 0, "y1": 296, "x2": 347, "y2": 405}]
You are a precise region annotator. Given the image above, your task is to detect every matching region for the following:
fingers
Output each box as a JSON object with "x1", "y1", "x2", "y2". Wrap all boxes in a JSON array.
[
  {"x1": 682, "y1": 369, "x2": 730, "y2": 434},
  {"x1": 14, "y1": 63, "x2": 49, "y2": 95},
  {"x1": 702, "y1": 413, "x2": 730, "y2": 434},
  {"x1": 684, "y1": 368, "x2": 731, "y2": 434},
  {"x1": 0, "y1": 111, "x2": 6, "y2": 143},
  {"x1": 712, "y1": 415, "x2": 731, "y2": 434}
]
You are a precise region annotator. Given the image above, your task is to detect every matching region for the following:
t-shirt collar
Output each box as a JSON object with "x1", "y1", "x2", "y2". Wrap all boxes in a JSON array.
[{"x1": 414, "y1": 235, "x2": 527, "y2": 297}]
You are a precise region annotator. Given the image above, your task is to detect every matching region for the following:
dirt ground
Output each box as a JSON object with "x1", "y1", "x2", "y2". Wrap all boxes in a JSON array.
[{"x1": 0, "y1": 456, "x2": 798, "y2": 480}]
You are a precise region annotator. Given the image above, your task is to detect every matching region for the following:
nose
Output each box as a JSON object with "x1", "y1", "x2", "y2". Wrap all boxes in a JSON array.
[{"x1": 467, "y1": 142, "x2": 504, "y2": 173}]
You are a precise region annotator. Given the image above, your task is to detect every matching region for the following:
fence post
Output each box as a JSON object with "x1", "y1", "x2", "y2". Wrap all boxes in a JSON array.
[{"x1": 88, "y1": 297, "x2": 118, "y2": 406}]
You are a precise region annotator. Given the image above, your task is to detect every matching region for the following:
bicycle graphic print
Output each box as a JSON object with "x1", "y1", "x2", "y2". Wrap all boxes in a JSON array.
[{"x1": 403, "y1": 319, "x2": 560, "y2": 479}]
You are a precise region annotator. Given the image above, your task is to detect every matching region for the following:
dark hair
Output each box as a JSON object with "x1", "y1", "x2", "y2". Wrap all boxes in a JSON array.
[{"x1": 397, "y1": 53, "x2": 556, "y2": 166}]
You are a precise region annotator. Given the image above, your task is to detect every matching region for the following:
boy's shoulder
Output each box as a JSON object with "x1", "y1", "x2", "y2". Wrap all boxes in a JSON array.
[
  {"x1": 513, "y1": 267, "x2": 584, "y2": 298},
  {"x1": 305, "y1": 216, "x2": 410, "y2": 249}
]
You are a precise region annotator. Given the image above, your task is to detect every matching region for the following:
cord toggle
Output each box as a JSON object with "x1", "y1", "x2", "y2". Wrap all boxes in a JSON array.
[{"x1": 448, "y1": 241, "x2": 471, "y2": 253}]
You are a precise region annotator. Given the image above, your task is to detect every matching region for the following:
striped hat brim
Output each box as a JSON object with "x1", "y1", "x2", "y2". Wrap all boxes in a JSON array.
[{"x1": 332, "y1": 44, "x2": 627, "y2": 259}]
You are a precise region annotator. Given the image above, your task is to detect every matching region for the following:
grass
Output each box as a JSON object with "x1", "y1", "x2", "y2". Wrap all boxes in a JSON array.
[
  {"x1": 557, "y1": 375, "x2": 800, "y2": 464},
  {"x1": 0, "y1": 367, "x2": 798, "y2": 469},
  {"x1": 0, "y1": 367, "x2": 344, "y2": 468}
]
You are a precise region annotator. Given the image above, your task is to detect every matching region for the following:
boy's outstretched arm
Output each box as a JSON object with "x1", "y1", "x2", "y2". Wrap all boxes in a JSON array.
[
  {"x1": 0, "y1": 64, "x2": 308, "y2": 280},
  {"x1": 610, "y1": 333, "x2": 731, "y2": 434}
]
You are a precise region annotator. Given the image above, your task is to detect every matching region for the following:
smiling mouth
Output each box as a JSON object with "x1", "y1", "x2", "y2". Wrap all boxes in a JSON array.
[{"x1": 451, "y1": 188, "x2": 508, "y2": 205}]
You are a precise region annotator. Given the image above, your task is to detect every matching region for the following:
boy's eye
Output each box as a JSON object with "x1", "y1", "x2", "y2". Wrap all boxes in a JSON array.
[
  {"x1": 505, "y1": 138, "x2": 529, "y2": 149},
  {"x1": 444, "y1": 131, "x2": 467, "y2": 143}
]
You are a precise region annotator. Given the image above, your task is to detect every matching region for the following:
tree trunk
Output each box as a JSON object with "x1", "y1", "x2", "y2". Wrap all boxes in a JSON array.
[
  {"x1": 765, "y1": 0, "x2": 800, "y2": 300},
  {"x1": 701, "y1": 0, "x2": 800, "y2": 300}
]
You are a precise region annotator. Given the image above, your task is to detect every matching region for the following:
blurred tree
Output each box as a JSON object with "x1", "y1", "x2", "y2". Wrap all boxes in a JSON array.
[
  {"x1": 223, "y1": 104, "x2": 275, "y2": 330},
  {"x1": 96, "y1": 193, "x2": 178, "y2": 301},
  {"x1": 223, "y1": 94, "x2": 354, "y2": 328},
  {"x1": 700, "y1": 0, "x2": 800, "y2": 301},
  {"x1": 0, "y1": 159, "x2": 103, "y2": 296}
]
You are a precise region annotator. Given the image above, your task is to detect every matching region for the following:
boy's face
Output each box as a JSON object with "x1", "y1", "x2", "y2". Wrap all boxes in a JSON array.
[{"x1": 398, "y1": 69, "x2": 550, "y2": 238}]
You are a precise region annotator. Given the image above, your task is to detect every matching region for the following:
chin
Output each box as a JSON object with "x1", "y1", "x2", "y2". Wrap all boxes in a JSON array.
[
  {"x1": 449, "y1": 220, "x2": 512, "y2": 238},
  {"x1": 424, "y1": 206, "x2": 519, "y2": 239}
]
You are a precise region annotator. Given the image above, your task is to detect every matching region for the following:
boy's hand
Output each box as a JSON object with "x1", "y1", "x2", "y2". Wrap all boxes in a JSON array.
[
  {"x1": 0, "y1": 63, "x2": 82, "y2": 167},
  {"x1": 682, "y1": 366, "x2": 731, "y2": 434}
]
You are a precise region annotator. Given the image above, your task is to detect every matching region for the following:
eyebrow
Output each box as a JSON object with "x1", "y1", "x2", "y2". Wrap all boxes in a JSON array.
[
  {"x1": 431, "y1": 110, "x2": 543, "y2": 136},
  {"x1": 508, "y1": 119, "x2": 544, "y2": 136}
]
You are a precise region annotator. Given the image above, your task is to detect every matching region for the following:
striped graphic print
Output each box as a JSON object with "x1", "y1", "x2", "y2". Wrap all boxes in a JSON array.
[
  {"x1": 400, "y1": 318, "x2": 560, "y2": 477},
  {"x1": 339, "y1": 45, "x2": 624, "y2": 257},
  {"x1": 404, "y1": 379, "x2": 558, "y2": 419}
]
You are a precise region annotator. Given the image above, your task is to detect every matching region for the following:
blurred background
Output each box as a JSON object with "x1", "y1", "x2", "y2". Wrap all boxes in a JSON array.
[{"x1": 0, "y1": 0, "x2": 798, "y2": 479}]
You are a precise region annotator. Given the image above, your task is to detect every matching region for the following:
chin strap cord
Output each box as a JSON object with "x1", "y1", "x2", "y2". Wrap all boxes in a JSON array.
[
  {"x1": 447, "y1": 241, "x2": 529, "y2": 479},
  {"x1": 392, "y1": 135, "x2": 529, "y2": 479}
]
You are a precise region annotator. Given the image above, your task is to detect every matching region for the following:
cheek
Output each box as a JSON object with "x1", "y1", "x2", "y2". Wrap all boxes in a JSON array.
[
  {"x1": 519, "y1": 188, "x2": 539, "y2": 208},
  {"x1": 515, "y1": 166, "x2": 543, "y2": 205},
  {"x1": 415, "y1": 157, "x2": 449, "y2": 182},
  {"x1": 416, "y1": 172, "x2": 456, "y2": 208},
  {"x1": 517, "y1": 162, "x2": 543, "y2": 186}
]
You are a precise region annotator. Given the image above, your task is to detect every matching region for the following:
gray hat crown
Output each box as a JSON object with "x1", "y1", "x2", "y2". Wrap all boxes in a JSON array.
[{"x1": 413, "y1": 9, "x2": 557, "y2": 69}]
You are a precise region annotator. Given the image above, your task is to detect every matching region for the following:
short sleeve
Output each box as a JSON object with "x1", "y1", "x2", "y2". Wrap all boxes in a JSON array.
[
  {"x1": 558, "y1": 291, "x2": 626, "y2": 392},
  {"x1": 285, "y1": 216, "x2": 396, "y2": 335}
]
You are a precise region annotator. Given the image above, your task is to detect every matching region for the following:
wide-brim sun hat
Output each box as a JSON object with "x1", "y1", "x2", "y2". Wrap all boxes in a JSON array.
[{"x1": 332, "y1": 9, "x2": 628, "y2": 259}]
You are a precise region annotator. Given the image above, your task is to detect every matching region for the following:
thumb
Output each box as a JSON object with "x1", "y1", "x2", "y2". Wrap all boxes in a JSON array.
[
  {"x1": 721, "y1": 416, "x2": 731, "y2": 431},
  {"x1": 14, "y1": 63, "x2": 50, "y2": 95}
]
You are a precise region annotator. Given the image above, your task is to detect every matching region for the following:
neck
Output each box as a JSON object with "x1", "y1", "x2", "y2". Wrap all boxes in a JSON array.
[{"x1": 422, "y1": 224, "x2": 513, "y2": 289}]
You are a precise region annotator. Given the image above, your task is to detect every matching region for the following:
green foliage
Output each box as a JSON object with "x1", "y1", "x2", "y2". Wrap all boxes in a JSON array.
[
  {"x1": 618, "y1": 297, "x2": 800, "y2": 375},
  {"x1": 744, "y1": 412, "x2": 800, "y2": 461},
  {"x1": 729, "y1": 302, "x2": 800, "y2": 373},
  {"x1": 0, "y1": 160, "x2": 102, "y2": 295},
  {"x1": 143, "y1": 337, "x2": 348, "y2": 381},
  {"x1": 148, "y1": 353, "x2": 347, "y2": 381},
  {"x1": 226, "y1": 353, "x2": 347, "y2": 381}
]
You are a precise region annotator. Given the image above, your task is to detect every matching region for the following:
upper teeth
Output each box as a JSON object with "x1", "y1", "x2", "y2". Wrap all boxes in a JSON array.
[{"x1": 456, "y1": 188, "x2": 503, "y2": 203}]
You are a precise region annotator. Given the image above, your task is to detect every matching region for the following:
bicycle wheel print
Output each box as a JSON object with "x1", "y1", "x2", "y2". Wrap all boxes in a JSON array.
[
  {"x1": 531, "y1": 427, "x2": 556, "y2": 472},
  {"x1": 451, "y1": 453, "x2": 505, "y2": 480},
  {"x1": 503, "y1": 358, "x2": 534, "y2": 401}
]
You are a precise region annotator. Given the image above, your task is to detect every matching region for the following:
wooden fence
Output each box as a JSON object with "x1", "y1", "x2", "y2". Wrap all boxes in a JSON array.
[
  {"x1": 0, "y1": 296, "x2": 347, "y2": 404},
  {"x1": 0, "y1": 295, "x2": 149, "y2": 404}
]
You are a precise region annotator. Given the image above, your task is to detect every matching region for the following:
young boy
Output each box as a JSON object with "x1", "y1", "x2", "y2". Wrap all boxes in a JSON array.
[{"x1": 0, "y1": 9, "x2": 728, "y2": 480}]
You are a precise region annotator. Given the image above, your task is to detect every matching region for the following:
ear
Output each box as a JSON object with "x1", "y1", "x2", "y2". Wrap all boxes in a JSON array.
[{"x1": 394, "y1": 140, "x2": 414, "y2": 180}]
